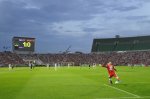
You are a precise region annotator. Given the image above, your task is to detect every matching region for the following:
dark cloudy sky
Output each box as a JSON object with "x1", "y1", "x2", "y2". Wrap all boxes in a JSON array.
[{"x1": 0, "y1": 0, "x2": 150, "y2": 53}]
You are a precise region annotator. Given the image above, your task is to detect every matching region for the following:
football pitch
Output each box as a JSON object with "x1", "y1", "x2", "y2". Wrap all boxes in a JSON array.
[{"x1": 0, "y1": 66, "x2": 150, "y2": 99}]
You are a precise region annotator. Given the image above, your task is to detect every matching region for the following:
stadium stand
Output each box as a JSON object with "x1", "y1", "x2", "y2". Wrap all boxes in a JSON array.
[
  {"x1": 0, "y1": 51, "x2": 150, "y2": 66},
  {"x1": 1, "y1": 36, "x2": 150, "y2": 67},
  {"x1": 0, "y1": 51, "x2": 25, "y2": 66},
  {"x1": 92, "y1": 35, "x2": 150, "y2": 52},
  {"x1": 18, "y1": 51, "x2": 150, "y2": 66}
]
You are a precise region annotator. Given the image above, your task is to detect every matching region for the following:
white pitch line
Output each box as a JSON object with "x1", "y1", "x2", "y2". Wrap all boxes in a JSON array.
[{"x1": 104, "y1": 84, "x2": 140, "y2": 98}]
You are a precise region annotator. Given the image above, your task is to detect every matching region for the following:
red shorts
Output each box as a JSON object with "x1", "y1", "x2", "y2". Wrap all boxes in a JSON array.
[{"x1": 108, "y1": 72, "x2": 117, "y2": 78}]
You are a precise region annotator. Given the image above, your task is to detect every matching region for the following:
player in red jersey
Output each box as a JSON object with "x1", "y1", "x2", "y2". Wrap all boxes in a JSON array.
[{"x1": 103, "y1": 62, "x2": 120, "y2": 84}]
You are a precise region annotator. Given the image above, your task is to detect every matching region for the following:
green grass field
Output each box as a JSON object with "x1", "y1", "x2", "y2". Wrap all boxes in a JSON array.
[{"x1": 0, "y1": 66, "x2": 150, "y2": 99}]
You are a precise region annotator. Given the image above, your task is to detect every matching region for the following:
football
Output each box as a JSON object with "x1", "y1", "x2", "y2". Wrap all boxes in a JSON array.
[{"x1": 115, "y1": 81, "x2": 119, "y2": 84}]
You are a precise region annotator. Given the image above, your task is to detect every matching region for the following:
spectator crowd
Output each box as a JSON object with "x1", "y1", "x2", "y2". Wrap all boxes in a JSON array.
[
  {"x1": 1, "y1": 51, "x2": 150, "y2": 66},
  {"x1": 0, "y1": 51, "x2": 25, "y2": 66}
]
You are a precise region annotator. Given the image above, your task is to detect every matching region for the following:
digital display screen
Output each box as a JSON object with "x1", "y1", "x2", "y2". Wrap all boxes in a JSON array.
[{"x1": 12, "y1": 37, "x2": 35, "y2": 52}]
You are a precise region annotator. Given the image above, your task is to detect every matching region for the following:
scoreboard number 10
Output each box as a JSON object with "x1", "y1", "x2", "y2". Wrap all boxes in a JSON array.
[
  {"x1": 13, "y1": 37, "x2": 35, "y2": 52},
  {"x1": 23, "y1": 42, "x2": 31, "y2": 47}
]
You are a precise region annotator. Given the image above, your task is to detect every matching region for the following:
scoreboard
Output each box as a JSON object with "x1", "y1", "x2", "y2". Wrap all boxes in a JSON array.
[{"x1": 12, "y1": 37, "x2": 35, "y2": 52}]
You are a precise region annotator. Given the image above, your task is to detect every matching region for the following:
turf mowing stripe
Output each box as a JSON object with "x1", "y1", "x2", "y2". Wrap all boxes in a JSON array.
[
  {"x1": 129, "y1": 82, "x2": 150, "y2": 84},
  {"x1": 103, "y1": 84, "x2": 140, "y2": 98},
  {"x1": 96, "y1": 96, "x2": 150, "y2": 99}
]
